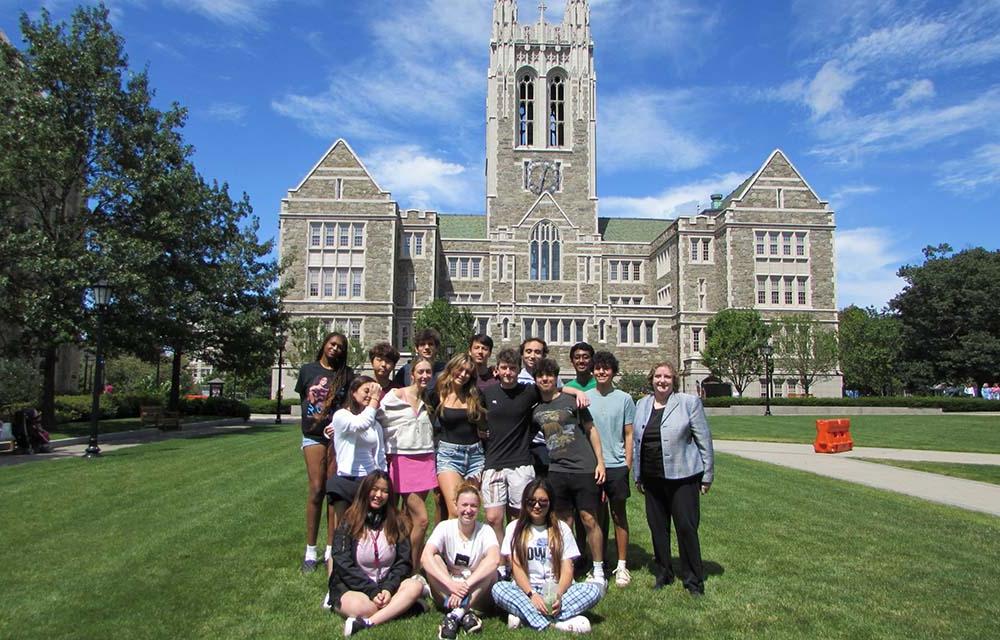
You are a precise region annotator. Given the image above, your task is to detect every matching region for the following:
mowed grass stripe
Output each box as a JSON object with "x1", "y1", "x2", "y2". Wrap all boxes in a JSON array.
[
  {"x1": 1, "y1": 427, "x2": 998, "y2": 639},
  {"x1": 710, "y1": 414, "x2": 1000, "y2": 453}
]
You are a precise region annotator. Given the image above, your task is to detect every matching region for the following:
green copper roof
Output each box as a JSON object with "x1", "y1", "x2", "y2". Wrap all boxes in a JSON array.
[
  {"x1": 438, "y1": 214, "x2": 487, "y2": 239},
  {"x1": 598, "y1": 217, "x2": 672, "y2": 242}
]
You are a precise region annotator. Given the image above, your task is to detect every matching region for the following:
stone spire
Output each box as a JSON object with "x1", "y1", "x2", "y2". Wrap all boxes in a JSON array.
[
  {"x1": 492, "y1": 0, "x2": 518, "y2": 42},
  {"x1": 562, "y1": 0, "x2": 590, "y2": 42}
]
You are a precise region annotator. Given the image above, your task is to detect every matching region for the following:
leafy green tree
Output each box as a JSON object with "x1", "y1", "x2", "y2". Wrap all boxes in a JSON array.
[
  {"x1": 838, "y1": 305, "x2": 902, "y2": 395},
  {"x1": 701, "y1": 308, "x2": 771, "y2": 395},
  {"x1": 347, "y1": 338, "x2": 367, "y2": 370},
  {"x1": 0, "y1": 5, "x2": 186, "y2": 427},
  {"x1": 773, "y1": 314, "x2": 839, "y2": 396},
  {"x1": 891, "y1": 245, "x2": 1000, "y2": 391},
  {"x1": 413, "y1": 299, "x2": 475, "y2": 358},
  {"x1": 287, "y1": 317, "x2": 329, "y2": 368}
]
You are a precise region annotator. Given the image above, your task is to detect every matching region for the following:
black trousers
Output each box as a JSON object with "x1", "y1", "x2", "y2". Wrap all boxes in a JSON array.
[{"x1": 642, "y1": 474, "x2": 704, "y2": 592}]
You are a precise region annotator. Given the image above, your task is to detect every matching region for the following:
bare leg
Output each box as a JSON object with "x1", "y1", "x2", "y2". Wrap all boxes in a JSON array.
[
  {"x1": 404, "y1": 491, "x2": 430, "y2": 572},
  {"x1": 337, "y1": 592, "x2": 379, "y2": 619},
  {"x1": 303, "y1": 445, "x2": 328, "y2": 548},
  {"x1": 579, "y1": 509, "x2": 604, "y2": 564},
  {"x1": 610, "y1": 499, "x2": 630, "y2": 564},
  {"x1": 437, "y1": 471, "x2": 465, "y2": 519},
  {"x1": 368, "y1": 577, "x2": 424, "y2": 625},
  {"x1": 485, "y1": 506, "x2": 506, "y2": 551},
  {"x1": 324, "y1": 443, "x2": 338, "y2": 554},
  {"x1": 326, "y1": 501, "x2": 349, "y2": 577}
]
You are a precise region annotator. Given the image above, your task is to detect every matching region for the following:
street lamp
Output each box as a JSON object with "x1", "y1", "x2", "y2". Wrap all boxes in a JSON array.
[
  {"x1": 84, "y1": 280, "x2": 112, "y2": 458},
  {"x1": 275, "y1": 334, "x2": 285, "y2": 425},
  {"x1": 761, "y1": 344, "x2": 774, "y2": 417}
]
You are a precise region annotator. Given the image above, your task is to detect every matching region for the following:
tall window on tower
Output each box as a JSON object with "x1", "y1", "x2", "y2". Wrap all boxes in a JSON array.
[
  {"x1": 548, "y1": 74, "x2": 565, "y2": 147},
  {"x1": 530, "y1": 220, "x2": 561, "y2": 281},
  {"x1": 518, "y1": 73, "x2": 535, "y2": 146}
]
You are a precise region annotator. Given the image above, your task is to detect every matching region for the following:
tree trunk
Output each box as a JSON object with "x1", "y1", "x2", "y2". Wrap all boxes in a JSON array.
[
  {"x1": 169, "y1": 350, "x2": 182, "y2": 411},
  {"x1": 40, "y1": 346, "x2": 57, "y2": 430}
]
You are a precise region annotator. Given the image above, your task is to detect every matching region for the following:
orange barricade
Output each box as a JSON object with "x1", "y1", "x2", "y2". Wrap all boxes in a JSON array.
[{"x1": 814, "y1": 418, "x2": 853, "y2": 453}]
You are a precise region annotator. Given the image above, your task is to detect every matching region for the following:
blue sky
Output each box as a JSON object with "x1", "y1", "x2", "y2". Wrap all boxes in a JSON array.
[{"x1": 3, "y1": 0, "x2": 998, "y2": 310}]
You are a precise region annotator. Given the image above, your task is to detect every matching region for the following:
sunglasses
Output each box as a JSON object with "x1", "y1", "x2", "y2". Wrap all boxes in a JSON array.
[{"x1": 527, "y1": 498, "x2": 550, "y2": 508}]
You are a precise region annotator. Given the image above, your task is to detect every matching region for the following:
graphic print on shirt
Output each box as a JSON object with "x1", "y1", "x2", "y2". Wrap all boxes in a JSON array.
[
  {"x1": 306, "y1": 377, "x2": 330, "y2": 418},
  {"x1": 527, "y1": 533, "x2": 549, "y2": 563},
  {"x1": 535, "y1": 407, "x2": 576, "y2": 458}
]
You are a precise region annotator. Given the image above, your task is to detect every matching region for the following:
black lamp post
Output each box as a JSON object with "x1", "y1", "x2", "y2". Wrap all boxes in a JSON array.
[
  {"x1": 761, "y1": 344, "x2": 774, "y2": 417},
  {"x1": 84, "y1": 280, "x2": 112, "y2": 458},
  {"x1": 275, "y1": 335, "x2": 285, "y2": 425}
]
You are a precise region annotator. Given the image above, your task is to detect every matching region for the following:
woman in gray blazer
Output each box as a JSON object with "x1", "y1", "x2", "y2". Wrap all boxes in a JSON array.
[{"x1": 633, "y1": 362, "x2": 714, "y2": 596}]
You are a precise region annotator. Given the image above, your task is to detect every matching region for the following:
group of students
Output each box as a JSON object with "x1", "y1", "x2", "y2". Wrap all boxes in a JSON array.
[{"x1": 294, "y1": 329, "x2": 715, "y2": 637}]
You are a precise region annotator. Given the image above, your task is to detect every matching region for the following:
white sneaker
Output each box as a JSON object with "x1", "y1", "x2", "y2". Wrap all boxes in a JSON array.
[
  {"x1": 507, "y1": 614, "x2": 522, "y2": 629},
  {"x1": 612, "y1": 566, "x2": 631, "y2": 587},
  {"x1": 584, "y1": 573, "x2": 607, "y2": 595},
  {"x1": 554, "y1": 615, "x2": 592, "y2": 633},
  {"x1": 321, "y1": 592, "x2": 333, "y2": 610}
]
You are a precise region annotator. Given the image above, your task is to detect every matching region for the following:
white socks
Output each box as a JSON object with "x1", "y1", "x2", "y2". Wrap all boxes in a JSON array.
[
  {"x1": 591, "y1": 563, "x2": 605, "y2": 580},
  {"x1": 305, "y1": 545, "x2": 318, "y2": 561},
  {"x1": 617, "y1": 560, "x2": 627, "y2": 571},
  {"x1": 325, "y1": 545, "x2": 332, "y2": 561},
  {"x1": 449, "y1": 607, "x2": 466, "y2": 621}
]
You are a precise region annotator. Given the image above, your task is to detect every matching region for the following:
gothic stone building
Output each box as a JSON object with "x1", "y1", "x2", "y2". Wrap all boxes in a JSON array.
[{"x1": 277, "y1": 0, "x2": 841, "y2": 398}]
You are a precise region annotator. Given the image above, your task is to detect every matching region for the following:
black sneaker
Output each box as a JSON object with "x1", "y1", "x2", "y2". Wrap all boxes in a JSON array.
[
  {"x1": 459, "y1": 611, "x2": 483, "y2": 634},
  {"x1": 301, "y1": 558, "x2": 319, "y2": 573},
  {"x1": 344, "y1": 617, "x2": 372, "y2": 636},
  {"x1": 438, "y1": 614, "x2": 460, "y2": 640}
]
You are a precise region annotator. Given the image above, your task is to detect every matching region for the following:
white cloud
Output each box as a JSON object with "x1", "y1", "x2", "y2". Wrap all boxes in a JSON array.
[
  {"x1": 205, "y1": 102, "x2": 248, "y2": 124},
  {"x1": 600, "y1": 90, "x2": 719, "y2": 172},
  {"x1": 835, "y1": 226, "x2": 907, "y2": 309},
  {"x1": 163, "y1": 0, "x2": 279, "y2": 29},
  {"x1": 600, "y1": 171, "x2": 746, "y2": 218},
  {"x1": 891, "y1": 79, "x2": 935, "y2": 109},
  {"x1": 937, "y1": 144, "x2": 1000, "y2": 192},
  {"x1": 829, "y1": 184, "x2": 879, "y2": 205},
  {"x1": 365, "y1": 145, "x2": 480, "y2": 211},
  {"x1": 805, "y1": 61, "x2": 858, "y2": 119},
  {"x1": 589, "y1": 0, "x2": 720, "y2": 63}
]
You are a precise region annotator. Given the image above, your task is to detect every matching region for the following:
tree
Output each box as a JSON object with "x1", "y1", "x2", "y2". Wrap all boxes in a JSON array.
[
  {"x1": 287, "y1": 317, "x2": 329, "y2": 369},
  {"x1": 773, "y1": 314, "x2": 839, "y2": 396},
  {"x1": 891, "y1": 245, "x2": 1000, "y2": 392},
  {"x1": 838, "y1": 305, "x2": 902, "y2": 395},
  {"x1": 701, "y1": 308, "x2": 771, "y2": 395},
  {"x1": 413, "y1": 299, "x2": 475, "y2": 358},
  {"x1": 0, "y1": 6, "x2": 186, "y2": 427}
]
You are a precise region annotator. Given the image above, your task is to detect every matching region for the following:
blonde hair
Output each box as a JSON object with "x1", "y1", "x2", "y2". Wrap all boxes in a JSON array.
[
  {"x1": 436, "y1": 353, "x2": 485, "y2": 426},
  {"x1": 647, "y1": 361, "x2": 677, "y2": 388}
]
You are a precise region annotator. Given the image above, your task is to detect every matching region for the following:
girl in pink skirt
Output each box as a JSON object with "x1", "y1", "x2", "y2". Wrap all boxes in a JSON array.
[{"x1": 379, "y1": 356, "x2": 438, "y2": 572}]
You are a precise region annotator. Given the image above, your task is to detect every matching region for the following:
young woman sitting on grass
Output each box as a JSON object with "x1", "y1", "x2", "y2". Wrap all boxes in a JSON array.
[
  {"x1": 327, "y1": 471, "x2": 426, "y2": 636},
  {"x1": 491, "y1": 479, "x2": 603, "y2": 633},
  {"x1": 324, "y1": 376, "x2": 387, "y2": 574},
  {"x1": 420, "y1": 482, "x2": 499, "y2": 639}
]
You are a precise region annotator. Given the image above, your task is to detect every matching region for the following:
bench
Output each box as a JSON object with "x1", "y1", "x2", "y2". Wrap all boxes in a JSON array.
[{"x1": 140, "y1": 407, "x2": 182, "y2": 431}]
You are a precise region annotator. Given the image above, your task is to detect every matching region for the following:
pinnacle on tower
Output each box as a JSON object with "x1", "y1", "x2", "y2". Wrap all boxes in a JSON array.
[{"x1": 492, "y1": 0, "x2": 518, "y2": 41}]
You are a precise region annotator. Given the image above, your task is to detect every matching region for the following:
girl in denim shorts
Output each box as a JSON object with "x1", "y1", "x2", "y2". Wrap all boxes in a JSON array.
[{"x1": 433, "y1": 354, "x2": 488, "y2": 519}]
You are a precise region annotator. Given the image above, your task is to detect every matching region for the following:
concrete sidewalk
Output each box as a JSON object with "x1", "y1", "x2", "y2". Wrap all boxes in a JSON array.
[
  {"x1": 715, "y1": 439, "x2": 1000, "y2": 517},
  {"x1": 0, "y1": 415, "x2": 280, "y2": 468}
]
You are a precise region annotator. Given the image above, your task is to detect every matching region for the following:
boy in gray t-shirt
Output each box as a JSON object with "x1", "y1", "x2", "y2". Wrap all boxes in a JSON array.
[{"x1": 531, "y1": 358, "x2": 607, "y2": 587}]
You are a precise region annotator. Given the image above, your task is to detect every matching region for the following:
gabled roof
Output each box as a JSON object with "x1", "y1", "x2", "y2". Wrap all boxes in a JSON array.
[
  {"x1": 598, "y1": 217, "x2": 671, "y2": 242},
  {"x1": 516, "y1": 192, "x2": 578, "y2": 229},
  {"x1": 438, "y1": 214, "x2": 487, "y2": 239},
  {"x1": 724, "y1": 148, "x2": 827, "y2": 207},
  {"x1": 290, "y1": 138, "x2": 386, "y2": 195}
]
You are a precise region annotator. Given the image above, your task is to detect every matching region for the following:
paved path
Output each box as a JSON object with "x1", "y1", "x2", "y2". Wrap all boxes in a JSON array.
[
  {"x1": 0, "y1": 416, "x2": 276, "y2": 468},
  {"x1": 715, "y1": 440, "x2": 1000, "y2": 517}
]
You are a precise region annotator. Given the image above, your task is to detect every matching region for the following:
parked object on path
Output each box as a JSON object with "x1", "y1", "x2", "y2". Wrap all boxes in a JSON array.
[
  {"x1": 814, "y1": 418, "x2": 853, "y2": 453},
  {"x1": 11, "y1": 408, "x2": 52, "y2": 454}
]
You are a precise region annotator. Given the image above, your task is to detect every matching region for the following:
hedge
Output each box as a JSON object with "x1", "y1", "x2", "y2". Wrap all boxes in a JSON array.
[
  {"x1": 244, "y1": 397, "x2": 292, "y2": 415},
  {"x1": 2, "y1": 394, "x2": 249, "y2": 423},
  {"x1": 177, "y1": 397, "x2": 250, "y2": 420},
  {"x1": 698, "y1": 395, "x2": 998, "y2": 412}
]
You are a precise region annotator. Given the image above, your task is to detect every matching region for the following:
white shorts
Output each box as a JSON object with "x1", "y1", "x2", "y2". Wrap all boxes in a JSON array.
[{"x1": 481, "y1": 465, "x2": 536, "y2": 510}]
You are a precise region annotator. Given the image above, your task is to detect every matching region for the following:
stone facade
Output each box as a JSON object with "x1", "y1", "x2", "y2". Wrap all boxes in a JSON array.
[{"x1": 275, "y1": 0, "x2": 842, "y2": 398}]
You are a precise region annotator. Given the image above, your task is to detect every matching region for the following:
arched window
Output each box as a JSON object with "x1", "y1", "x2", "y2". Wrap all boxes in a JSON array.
[
  {"x1": 530, "y1": 220, "x2": 561, "y2": 280},
  {"x1": 518, "y1": 73, "x2": 534, "y2": 146},
  {"x1": 548, "y1": 75, "x2": 565, "y2": 147}
]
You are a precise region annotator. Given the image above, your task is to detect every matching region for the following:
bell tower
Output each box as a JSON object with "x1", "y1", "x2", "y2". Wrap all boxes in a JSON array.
[{"x1": 486, "y1": 0, "x2": 598, "y2": 235}]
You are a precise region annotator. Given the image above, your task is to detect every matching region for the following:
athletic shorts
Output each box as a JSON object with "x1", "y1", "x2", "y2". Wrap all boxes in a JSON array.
[
  {"x1": 548, "y1": 470, "x2": 601, "y2": 514},
  {"x1": 436, "y1": 441, "x2": 485, "y2": 480},
  {"x1": 481, "y1": 465, "x2": 535, "y2": 510},
  {"x1": 301, "y1": 435, "x2": 329, "y2": 449},
  {"x1": 601, "y1": 466, "x2": 631, "y2": 503}
]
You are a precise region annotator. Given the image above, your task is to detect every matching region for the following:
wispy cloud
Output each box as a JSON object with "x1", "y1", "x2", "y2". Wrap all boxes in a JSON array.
[
  {"x1": 366, "y1": 145, "x2": 481, "y2": 212},
  {"x1": 590, "y1": 0, "x2": 720, "y2": 64},
  {"x1": 891, "y1": 78, "x2": 935, "y2": 109},
  {"x1": 205, "y1": 101, "x2": 248, "y2": 125},
  {"x1": 600, "y1": 89, "x2": 721, "y2": 172},
  {"x1": 937, "y1": 144, "x2": 1000, "y2": 193},
  {"x1": 600, "y1": 171, "x2": 746, "y2": 218},
  {"x1": 836, "y1": 226, "x2": 907, "y2": 309},
  {"x1": 163, "y1": 0, "x2": 280, "y2": 29},
  {"x1": 829, "y1": 184, "x2": 879, "y2": 205}
]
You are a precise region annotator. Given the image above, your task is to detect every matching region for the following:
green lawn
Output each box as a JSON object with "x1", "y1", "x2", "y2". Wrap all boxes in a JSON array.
[
  {"x1": 855, "y1": 458, "x2": 1000, "y2": 485},
  {"x1": 710, "y1": 414, "x2": 1000, "y2": 453},
  {"x1": 1, "y1": 424, "x2": 997, "y2": 639},
  {"x1": 48, "y1": 415, "x2": 231, "y2": 440}
]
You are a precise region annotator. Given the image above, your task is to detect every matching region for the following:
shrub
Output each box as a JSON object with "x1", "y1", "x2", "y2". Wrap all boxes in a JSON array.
[
  {"x1": 178, "y1": 397, "x2": 250, "y2": 420},
  {"x1": 244, "y1": 397, "x2": 292, "y2": 415},
  {"x1": 699, "y1": 395, "x2": 998, "y2": 412}
]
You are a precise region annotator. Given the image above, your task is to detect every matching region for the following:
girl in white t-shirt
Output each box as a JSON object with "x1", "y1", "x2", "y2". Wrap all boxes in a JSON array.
[
  {"x1": 491, "y1": 479, "x2": 603, "y2": 633},
  {"x1": 420, "y1": 482, "x2": 499, "y2": 638}
]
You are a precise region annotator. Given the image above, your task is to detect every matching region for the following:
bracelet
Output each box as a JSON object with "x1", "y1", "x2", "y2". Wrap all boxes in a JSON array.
[{"x1": 526, "y1": 590, "x2": 534, "y2": 599}]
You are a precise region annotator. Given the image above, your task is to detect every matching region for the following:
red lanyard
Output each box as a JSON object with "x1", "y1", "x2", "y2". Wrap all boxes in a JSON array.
[{"x1": 368, "y1": 528, "x2": 381, "y2": 573}]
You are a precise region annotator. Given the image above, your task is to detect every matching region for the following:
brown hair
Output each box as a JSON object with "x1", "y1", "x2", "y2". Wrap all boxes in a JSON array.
[
  {"x1": 511, "y1": 479, "x2": 564, "y2": 581},
  {"x1": 325, "y1": 375, "x2": 374, "y2": 418},
  {"x1": 435, "y1": 353, "x2": 485, "y2": 426},
  {"x1": 454, "y1": 481, "x2": 482, "y2": 505},
  {"x1": 646, "y1": 361, "x2": 677, "y2": 388},
  {"x1": 341, "y1": 470, "x2": 410, "y2": 544}
]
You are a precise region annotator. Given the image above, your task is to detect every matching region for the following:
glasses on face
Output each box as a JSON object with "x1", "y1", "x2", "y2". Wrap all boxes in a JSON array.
[{"x1": 527, "y1": 498, "x2": 550, "y2": 508}]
